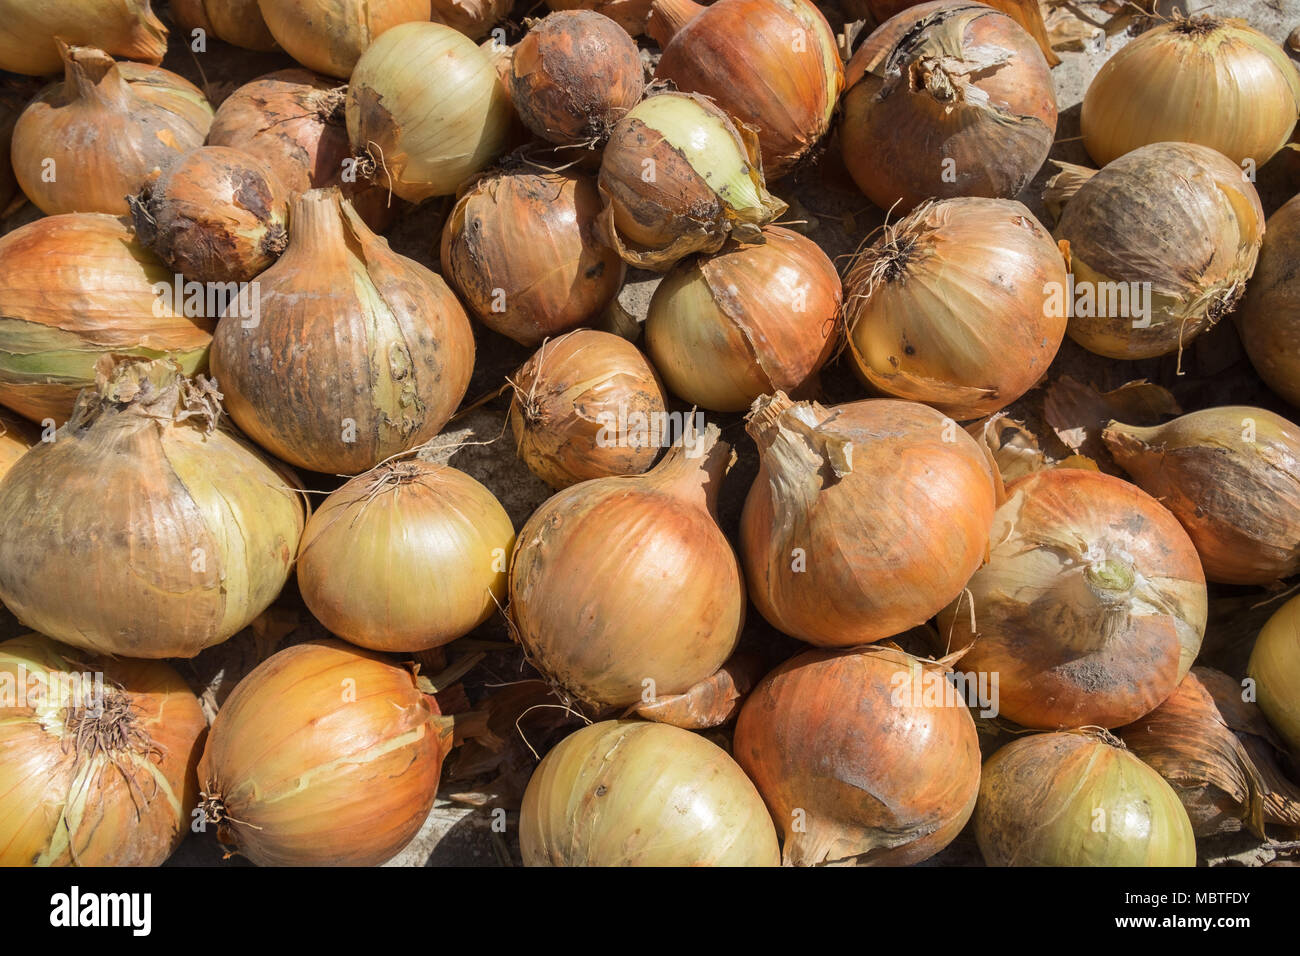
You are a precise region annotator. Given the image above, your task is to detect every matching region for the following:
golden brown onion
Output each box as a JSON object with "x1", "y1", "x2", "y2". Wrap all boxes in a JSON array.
[
  {"x1": 1249, "y1": 595, "x2": 1300, "y2": 756},
  {"x1": 171, "y1": 0, "x2": 278, "y2": 51},
  {"x1": 258, "y1": 0, "x2": 432, "y2": 78},
  {"x1": 1238, "y1": 194, "x2": 1300, "y2": 407},
  {"x1": 0, "y1": 0, "x2": 166, "y2": 76},
  {"x1": 431, "y1": 0, "x2": 511, "y2": 39},
  {"x1": 861, "y1": 0, "x2": 1059, "y2": 65}
]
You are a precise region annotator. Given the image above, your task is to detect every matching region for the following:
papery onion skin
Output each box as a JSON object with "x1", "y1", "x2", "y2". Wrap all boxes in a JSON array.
[
  {"x1": 0, "y1": 76, "x2": 41, "y2": 214},
  {"x1": 645, "y1": 226, "x2": 840, "y2": 412},
  {"x1": 1238, "y1": 194, "x2": 1300, "y2": 408},
  {"x1": 0, "y1": 0, "x2": 167, "y2": 76},
  {"x1": 431, "y1": 0, "x2": 512, "y2": 40},
  {"x1": 1249, "y1": 595, "x2": 1300, "y2": 756},
  {"x1": 0, "y1": 409, "x2": 37, "y2": 481},
  {"x1": 840, "y1": 1, "x2": 1057, "y2": 212},
  {"x1": 0, "y1": 213, "x2": 213, "y2": 426},
  {"x1": 939, "y1": 468, "x2": 1207, "y2": 730},
  {"x1": 508, "y1": 329, "x2": 667, "y2": 489},
  {"x1": 843, "y1": 198, "x2": 1068, "y2": 420},
  {"x1": 546, "y1": 0, "x2": 654, "y2": 35},
  {"x1": 741, "y1": 392, "x2": 995, "y2": 647},
  {"x1": 733, "y1": 645, "x2": 981, "y2": 866},
  {"x1": 976, "y1": 732, "x2": 1197, "y2": 866},
  {"x1": 198, "y1": 639, "x2": 449, "y2": 866},
  {"x1": 257, "y1": 0, "x2": 432, "y2": 78},
  {"x1": 171, "y1": 0, "x2": 279, "y2": 51},
  {"x1": 1104, "y1": 407, "x2": 1300, "y2": 586},
  {"x1": 0, "y1": 633, "x2": 206, "y2": 867},
  {"x1": 860, "y1": 0, "x2": 1060, "y2": 65},
  {"x1": 521, "y1": 720, "x2": 779, "y2": 866}
]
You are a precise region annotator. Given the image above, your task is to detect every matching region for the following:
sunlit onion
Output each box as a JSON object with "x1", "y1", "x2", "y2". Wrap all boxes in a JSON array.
[
  {"x1": 1238, "y1": 193, "x2": 1300, "y2": 408},
  {"x1": 1248, "y1": 594, "x2": 1300, "y2": 757},
  {"x1": 171, "y1": 0, "x2": 278, "y2": 51},
  {"x1": 0, "y1": 0, "x2": 167, "y2": 76},
  {"x1": 257, "y1": 0, "x2": 431, "y2": 78}
]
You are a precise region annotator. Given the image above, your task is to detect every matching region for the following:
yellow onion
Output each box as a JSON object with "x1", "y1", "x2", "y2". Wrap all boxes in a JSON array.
[
  {"x1": 346, "y1": 22, "x2": 513, "y2": 202},
  {"x1": 976, "y1": 730, "x2": 1197, "y2": 866},
  {"x1": 1082, "y1": 17, "x2": 1300, "y2": 168},
  {"x1": 440, "y1": 165, "x2": 625, "y2": 346},
  {"x1": 650, "y1": 0, "x2": 843, "y2": 178},
  {"x1": 1104, "y1": 406, "x2": 1300, "y2": 586},
  {"x1": 645, "y1": 226, "x2": 840, "y2": 412},
  {"x1": 1249, "y1": 595, "x2": 1300, "y2": 756},
  {"x1": 257, "y1": 0, "x2": 431, "y2": 78},
  {"x1": 596, "y1": 91, "x2": 787, "y2": 271},
  {"x1": 431, "y1": 0, "x2": 511, "y2": 39},
  {"x1": 0, "y1": 633, "x2": 206, "y2": 866},
  {"x1": 1238, "y1": 194, "x2": 1300, "y2": 407},
  {"x1": 741, "y1": 392, "x2": 995, "y2": 647},
  {"x1": 521, "y1": 720, "x2": 779, "y2": 866},
  {"x1": 938, "y1": 468, "x2": 1207, "y2": 730},
  {"x1": 843, "y1": 198, "x2": 1068, "y2": 420},
  {"x1": 0, "y1": 0, "x2": 166, "y2": 76},
  {"x1": 546, "y1": 0, "x2": 653, "y2": 35},
  {"x1": 0, "y1": 409, "x2": 37, "y2": 480},
  {"x1": 129, "y1": 146, "x2": 289, "y2": 284},
  {"x1": 508, "y1": 329, "x2": 668, "y2": 489},
  {"x1": 198, "y1": 639, "x2": 450, "y2": 866},
  {"x1": 297, "y1": 458, "x2": 515, "y2": 652},
  {"x1": 11, "y1": 44, "x2": 212, "y2": 216},
  {"x1": 0, "y1": 359, "x2": 306, "y2": 658},
  {"x1": 510, "y1": 424, "x2": 744, "y2": 708},
  {"x1": 210, "y1": 188, "x2": 475, "y2": 475},
  {"x1": 0, "y1": 213, "x2": 213, "y2": 425},
  {"x1": 733, "y1": 645, "x2": 981, "y2": 866},
  {"x1": 171, "y1": 0, "x2": 278, "y2": 51},
  {"x1": 1051, "y1": 142, "x2": 1265, "y2": 360},
  {"x1": 841, "y1": 1, "x2": 1057, "y2": 212}
]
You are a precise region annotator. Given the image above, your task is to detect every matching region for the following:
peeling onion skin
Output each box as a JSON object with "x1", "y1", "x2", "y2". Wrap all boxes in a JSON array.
[
  {"x1": 171, "y1": 0, "x2": 278, "y2": 51},
  {"x1": 1238, "y1": 194, "x2": 1300, "y2": 408},
  {"x1": 937, "y1": 468, "x2": 1207, "y2": 730},
  {"x1": 0, "y1": 0, "x2": 167, "y2": 76},
  {"x1": 521, "y1": 720, "x2": 780, "y2": 866},
  {"x1": 1249, "y1": 595, "x2": 1300, "y2": 757},
  {"x1": 0, "y1": 410, "x2": 37, "y2": 481},
  {"x1": 840, "y1": 1, "x2": 1057, "y2": 212},
  {"x1": 733, "y1": 646, "x2": 981, "y2": 866},
  {"x1": 257, "y1": 0, "x2": 432, "y2": 78},
  {"x1": 545, "y1": 0, "x2": 655, "y2": 36},
  {"x1": 976, "y1": 732, "x2": 1197, "y2": 867},
  {"x1": 430, "y1": 0, "x2": 512, "y2": 40},
  {"x1": 198, "y1": 639, "x2": 450, "y2": 867}
]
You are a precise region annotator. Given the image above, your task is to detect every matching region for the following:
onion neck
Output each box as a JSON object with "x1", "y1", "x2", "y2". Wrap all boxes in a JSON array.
[
  {"x1": 61, "y1": 43, "x2": 132, "y2": 109},
  {"x1": 747, "y1": 391, "x2": 851, "y2": 522},
  {"x1": 648, "y1": 422, "x2": 732, "y2": 516},
  {"x1": 1061, "y1": 557, "x2": 1137, "y2": 653},
  {"x1": 284, "y1": 188, "x2": 359, "y2": 267},
  {"x1": 647, "y1": 0, "x2": 706, "y2": 48},
  {"x1": 1101, "y1": 421, "x2": 1158, "y2": 473}
]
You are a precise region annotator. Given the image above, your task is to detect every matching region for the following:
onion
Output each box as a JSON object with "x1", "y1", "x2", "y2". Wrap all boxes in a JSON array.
[
  {"x1": 0, "y1": 0, "x2": 166, "y2": 76},
  {"x1": 1249, "y1": 595, "x2": 1300, "y2": 757},
  {"x1": 733, "y1": 645, "x2": 981, "y2": 866},
  {"x1": 937, "y1": 468, "x2": 1207, "y2": 730},
  {"x1": 129, "y1": 146, "x2": 289, "y2": 284},
  {"x1": 346, "y1": 22, "x2": 513, "y2": 202},
  {"x1": 171, "y1": 0, "x2": 278, "y2": 51},
  {"x1": 257, "y1": 0, "x2": 431, "y2": 78},
  {"x1": 741, "y1": 392, "x2": 995, "y2": 647},
  {"x1": 198, "y1": 639, "x2": 450, "y2": 866},
  {"x1": 840, "y1": 1, "x2": 1057, "y2": 212},
  {"x1": 440, "y1": 165, "x2": 625, "y2": 346},
  {"x1": 596, "y1": 91, "x2": 787, "y2": 270},
  {"x1": 11, "y1": 44, "x2": 212, "y2": 217},
  {"x1": 297, "y1": 458, "x2": 515, "y2": 653},
  {"x1": 431, "y1": 0, "x2": 511, "y2": 40},
  {"x1": 1050, "y1": 142, "x2": 1265, "y2": 360},
  {"x1": 509, "y1": 423, "x2": 744, "y2": 708},
  {"x1": 0, "y1": 213, "x2": 213, "y2": 425},
  {"x1": 1238, "y1": 194, "x2": 1300, "y2": 407},
  {"x1": 0, "y1": 358, "x2": 306, "y2": 659},
  {"x1": 976, "y1": 730, "x2": 1197, "y2": 866},
  {"x1": 0, "y1": 633, "x2": 207, "y2": 866},
  {"x1": 507, "y1": 329, "x2": 668, "y2": 489},
  {"x1": 649, "y1": 0, "x2": 843, "y2": 179},
  {"x1": 1104, "y1": 406, "x2": 1300, "y2": 586},
  {"x1": 645, "y1": 226, "x2": 840, "y2": 412},
  {"x1": 546, "y1": 0, "x2": 653, "y2": 36},
  {"x1": 210, "y1": 188, "x2": 475, "y2": 475},
  {"x1": 1082, "y1": 17, "x2": 1300, "y2": 169},
  {"x1": 521, "y1": 720, "x2": 779, "y2": 866},
  {"x1": 0, "y1": 410, "x2": 37, "y2": 480}
]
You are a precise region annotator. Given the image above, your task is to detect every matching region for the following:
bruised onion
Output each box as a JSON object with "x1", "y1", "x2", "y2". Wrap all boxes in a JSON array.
[
  {"x1": 0, "y1": 0, "x2": 166, "y2": 76},
  {"x1": 1249, "y1": 595, "x2": 1300, "y2": 756},
  {"x1": 937, "y1": 468, "x2": 1207, "y2": 730},
  {"x1": 1238, "y1": 194, "x2": 1300, "y2": 407},
  {"x1": 741, "y1": 392, "x2": 995, "y2": 647},
  {"x1": 645, "y1": 226, "x2": 840, "y2": 412},
  {"x1": 171, "y1": 0, "x2": 278, "y2": 51},
  {"x1": 521, "y1": 720, "x2": 779, "y2": 866},
  {"x1": 258, "y1": 0, "x2": 431, "y2": 78},
  {"x1": 546, "y1": 0, "x2": 653, "y2": 35}
]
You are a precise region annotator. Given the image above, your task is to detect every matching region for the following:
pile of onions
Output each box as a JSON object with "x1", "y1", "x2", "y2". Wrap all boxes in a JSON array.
[
  {"x1": 1249, "y1": 595, "x2": 1300, "y2": 756},
  {"x1": 297, "y1": 458, "x2": 515, "y2": 653},
  {"x1": 1238, "y1": 194, "x2": 1300, "y2": 407},
  {"x1": 0, "y1": 410, "x2": 37, "y2": 480},
  {"x1": 440, "y1": 166, "x2": 625, "y2": 346},
  {"x1": 431, "y1": 0, "x2": 512, "y2": 40},
  {"x1": 346, "y1": 22, "x2": 513, "y2": 202},
  {"x1": 11, "y1": 44, "x2": 212, "y2": 216},
  {"x1": 597, "y1": 91, "x2": 786, "y2": 270},
  {"x1": 649, "y1": 0, "x2": 843, "y2": 179},
  {"x1": 198, "y1": 640, "x2": 451, "y2": 866},
  {"x1": 1051, "y1": 142, "x2": 1265, "y2": 360},
  {"x1": 741, "y1": 392, "x2": 995, "y2": 646},
  {"x1": 939, "y1": 468, "x2": 1206, "y2": 729},
  {"x1": 510, "y1": 11, "x2": 644, "y2": 146},
  {"x1": 843, "y1": 198, "x2": 1068, "y2": 420},
  {"x1": 509, "y1": 424, "x2": 744, "y2": 707},
  {"x1": 130, "y1": 146, "x2": 289, "y2": 284},
  {"x1": 508, "y1": 330, "x2": 668, "y2": 489},
  {"x1": 733, "y1": 645, "x2": 981, "y2": 866},
  {"x1": 1104, "y1": 407, "x2": 1300, "y2": 585},
  {"x1": 546, "y1": 0, "x2": 654, "y2": 35},
  {"x1": 0, "y1": 633, "x2": 207, "y2": 866},
  {"x1": 0, "y1": 0, "x2": 166, "y2": 75},
  {"x1": 521, "y1": 720, "x2": 779, "y2": 866},
  {"x1": 0, "y1": 213, "x2": 213, "y2": 425},
  {"x1": 210, "y1": 188, "x2": 475, "y2": 475},
  {"x1": 171, "y1": 0, "x2": 277, "y2": 51},
  {"x1": 840, "y1": 1, "x2": 1057, "y2": 212},
  {"x1": 258, "y1": 0, "x2": 430, "y2": 78},
  {"x1": 976, "y1": 731, "x2": 1197, "y2": 866},
  {"x1": 1082, "y1": 17, "x2": 1300, "y2": 168},
  {"x1": 645, "y1": 226, "x2": 840, "y2": 412},
  {"x1": 0, "y1": 358, "x2": 306, "y2": 658}
]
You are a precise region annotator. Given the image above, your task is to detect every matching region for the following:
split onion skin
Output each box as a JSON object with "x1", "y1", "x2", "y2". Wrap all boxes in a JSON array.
[
  {"x1": 521, "y1": 720, "x2": 780, "y2": 866},
  {"x1": 1238, "y1": 194, "x2": 1300, "y2": 408},
  {"x1": 171, "y1": 0, "x2": 278, "y2": 51},
  {"x1": 1249, "y1": 595, "x2": 1300, "y2": 756},
  {"x1": 0, "y1": 0, "x2": 167, "y2": 76},
  {"x1": 257, "y1": 0, "x2": 432, "y2": 78},
  {"x1": 976, "y1": 732, "x2": 1197, "y2": 867}
]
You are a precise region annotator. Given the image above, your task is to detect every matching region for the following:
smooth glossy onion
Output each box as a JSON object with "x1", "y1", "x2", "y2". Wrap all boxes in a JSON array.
[
  {"x1": 1238, "y1": 193, "x2": 1300, "y2": 407},
  {"x1": 1249, "y1": 595, "x2": 1300, "y2": 756},
  {"x1": 257, "y1": 0, "x2": 431, "y2": 78},
  {"x1": 0, "y1": 0, "x2": 166, "y2": 76},
  {"x1": 171, "y1": 0, "x2": 278, "y2": 51}
]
